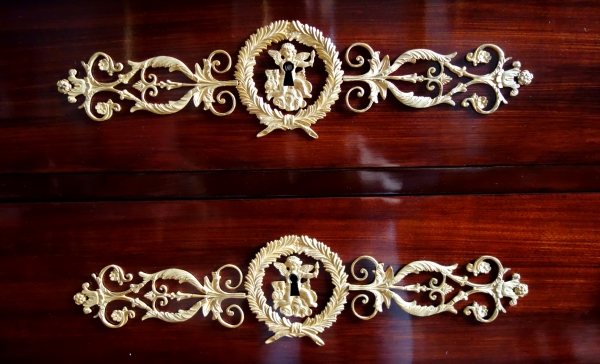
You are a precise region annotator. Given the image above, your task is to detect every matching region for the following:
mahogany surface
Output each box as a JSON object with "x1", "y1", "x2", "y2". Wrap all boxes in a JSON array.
[
  {"x1": 1, "y1": 165, "x2": 600, "y2": 202},
  {"x1": 0, "y1": 0, "x2": 599, "y2": 363},
  {"x1": 0, "y1": 0, "x2": 599, "y2": 173},
  {"x1": 1, "y1": 196, "x2": 599, "y2": 362}
]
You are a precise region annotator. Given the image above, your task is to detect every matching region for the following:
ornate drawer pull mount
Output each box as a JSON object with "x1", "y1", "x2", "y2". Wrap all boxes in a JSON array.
[
  {"x1": 58, "y1": 21, "x2": 534, "y2": 138},
  {"x1": 74, "y1": 235, "x2": 529, "y2": 346}
]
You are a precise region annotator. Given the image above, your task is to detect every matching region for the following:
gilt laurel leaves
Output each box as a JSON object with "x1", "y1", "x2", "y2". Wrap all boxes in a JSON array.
[{"x1": 245, "y1": 235, "x2": 348, "y2": 343}]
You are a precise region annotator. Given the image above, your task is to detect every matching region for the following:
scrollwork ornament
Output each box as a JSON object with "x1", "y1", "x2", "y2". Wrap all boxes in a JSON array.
[
  {"x1": 245, "y1": 235, "x2": 349, "y2": 345},
  {"x1": 57, "y1": 51, "x2": 237, "y2": 121},
  {"x1": 235, "y1": 20, "x2": 344, "y2": 138},
  {"x1": 73, "y1": 264, "x2": 246, "y2": 328},
  {"x1": 73, "y1": 237, "x2": 528, "y2": 346},
  {"x1": 348, "y1": 255, "x2": 528, "y2": 323},
  {"x1": 58, "y1": 21, "x2": 534, "y2": 134},
  {"x1": 343, "y1": 43, "x2": 533, "y2": 114}
]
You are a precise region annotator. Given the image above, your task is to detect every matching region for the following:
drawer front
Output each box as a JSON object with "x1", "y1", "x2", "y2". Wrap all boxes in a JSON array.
[
  {"x1": 1, "y1": 1, "x2": 598, "y2": 173},
  {"x1": 1, "y1": 195, "x2": 598, "y2": 362}
]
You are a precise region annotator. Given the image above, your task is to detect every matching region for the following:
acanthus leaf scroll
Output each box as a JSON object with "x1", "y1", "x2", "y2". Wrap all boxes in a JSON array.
[
  {"x1": 348, "y1": 255, "x2": 529, "y2": 323},
  {"x1": 57, "y1": 50, "x2": 237, "y2": 121},
  {"x1": 73, "y1": 263, "x2": 246, "y2": 329},
  {"x1": 343, "y1": 43, "x2": 533, "y2": 114}
]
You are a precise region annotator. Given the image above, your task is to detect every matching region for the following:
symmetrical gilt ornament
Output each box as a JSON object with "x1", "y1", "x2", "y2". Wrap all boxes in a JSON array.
[
  {"x1": 57, "y1": 51, "x2": 237, "y2": 121},
  {"x1": 58, "y1": 21, "x2": 534, "y2": 138},
  {"x1": 74, "y1": 235, "x2": 529, "y2": 346},
  {"x1": 343, "y1": 43, "x2": 533, "y2": 114},
  {"x1": 245, "y1": 236, "x2": 348, "y2": 346},
  {"x1": 74, "y1": 264, "x2": 246, "y2": 328},
  {"x1": 235, "y1": 20, "x2": 343, "y2": 138},
  {"x1": 348, "y1": 255, "x2": 528, "y2": 323}
]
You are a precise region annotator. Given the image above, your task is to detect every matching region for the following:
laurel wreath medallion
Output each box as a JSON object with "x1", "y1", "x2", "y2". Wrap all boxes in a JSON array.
[
  {"x1": 245, "y1": 235, "x2": 349, "y2": 346},
  {"x1": 235, "y1": 21, "x2": 343, "y2": 139}
]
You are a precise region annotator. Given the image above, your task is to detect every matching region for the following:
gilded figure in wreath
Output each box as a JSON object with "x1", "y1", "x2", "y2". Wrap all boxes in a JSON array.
[
  {"x1": 272, "y1": 256, "x2": 319, "y2": 317},
  {"x1": 266, "y1": 43, "x2": 315, "y2": 111}
]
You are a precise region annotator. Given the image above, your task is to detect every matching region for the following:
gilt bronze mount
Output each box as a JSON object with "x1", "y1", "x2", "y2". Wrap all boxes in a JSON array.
[
  {"x1": 57, "y1": 21, "x2": 533, "y2": 138},
  {"x1": 74, "y1": 235, "x2": 529, "y2": 346}
]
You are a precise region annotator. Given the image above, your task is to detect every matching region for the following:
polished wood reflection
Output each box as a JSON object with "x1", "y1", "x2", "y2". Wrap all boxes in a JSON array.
[
  {"x1": 0, "y1": 0, "x2": 599, "y2": 173},
  {"x1": 0, "y1": 0, "x2": 599, "y2": 362},
  {"x1": 1, "y1": 165, "x2": 600, "y2": 202},
  {"x1": 0, "y1": 196, "x2": 598, "y2": 362}
]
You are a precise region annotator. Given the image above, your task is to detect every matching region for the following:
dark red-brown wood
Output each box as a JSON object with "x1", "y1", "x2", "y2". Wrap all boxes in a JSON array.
[
  {"x1": 1, "y1": 164, "x2": 600, "y2": 202},
  {"x1": 1, "y1": 1, "x2": 599, "y2": 363},
  {"x1": 0, "y1": 0, "x2": 599, "y2": 173},
  {"x1": 0, "y1": 195, "x2": 598, "y2": 363}
]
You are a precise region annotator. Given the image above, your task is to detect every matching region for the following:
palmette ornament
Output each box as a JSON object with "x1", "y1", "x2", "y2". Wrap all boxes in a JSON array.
[
  {"x1": 57, "y1": 21, "x2": 533, "y2": 138},
  {"x1": 74, "y1": 235, "x2": 529, "y2": 346}
]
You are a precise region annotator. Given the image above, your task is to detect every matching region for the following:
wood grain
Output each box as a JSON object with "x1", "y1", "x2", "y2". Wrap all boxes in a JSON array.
[
  {"x1": 0, "y1": 195, "x2": 598, "y2": 363},
  {"x1": 0, "y1": 1, "x2": 599, "y2": 363},
  {"x1": 0, "y1": 0, "x2": 599, "y2": 173}
]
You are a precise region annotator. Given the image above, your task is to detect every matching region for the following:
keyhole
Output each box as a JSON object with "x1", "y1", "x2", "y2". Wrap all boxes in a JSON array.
[
  {"x1": 289, "y1": 274, "x2": 300, "y2": 296},
  {"x1": 283, "y1": 62, "x2": 295, "y2": 86}
]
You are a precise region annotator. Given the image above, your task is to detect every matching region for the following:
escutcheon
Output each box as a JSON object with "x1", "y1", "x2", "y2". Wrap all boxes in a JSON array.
[
  {"x1": 245, "y1": 235, "x2": 348, "y2": 345},
  {"x1": 235, "y1": 20, "x2": 343, "y2": 138}
]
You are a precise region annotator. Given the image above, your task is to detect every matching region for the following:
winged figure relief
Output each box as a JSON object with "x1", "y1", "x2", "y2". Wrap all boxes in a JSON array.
[
  {"x1": 265, "y1": 43, "x2": 315, "y2": 112},
  {"x1": 272, "y1": 256, "x2": 319, "y2": 317}
]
